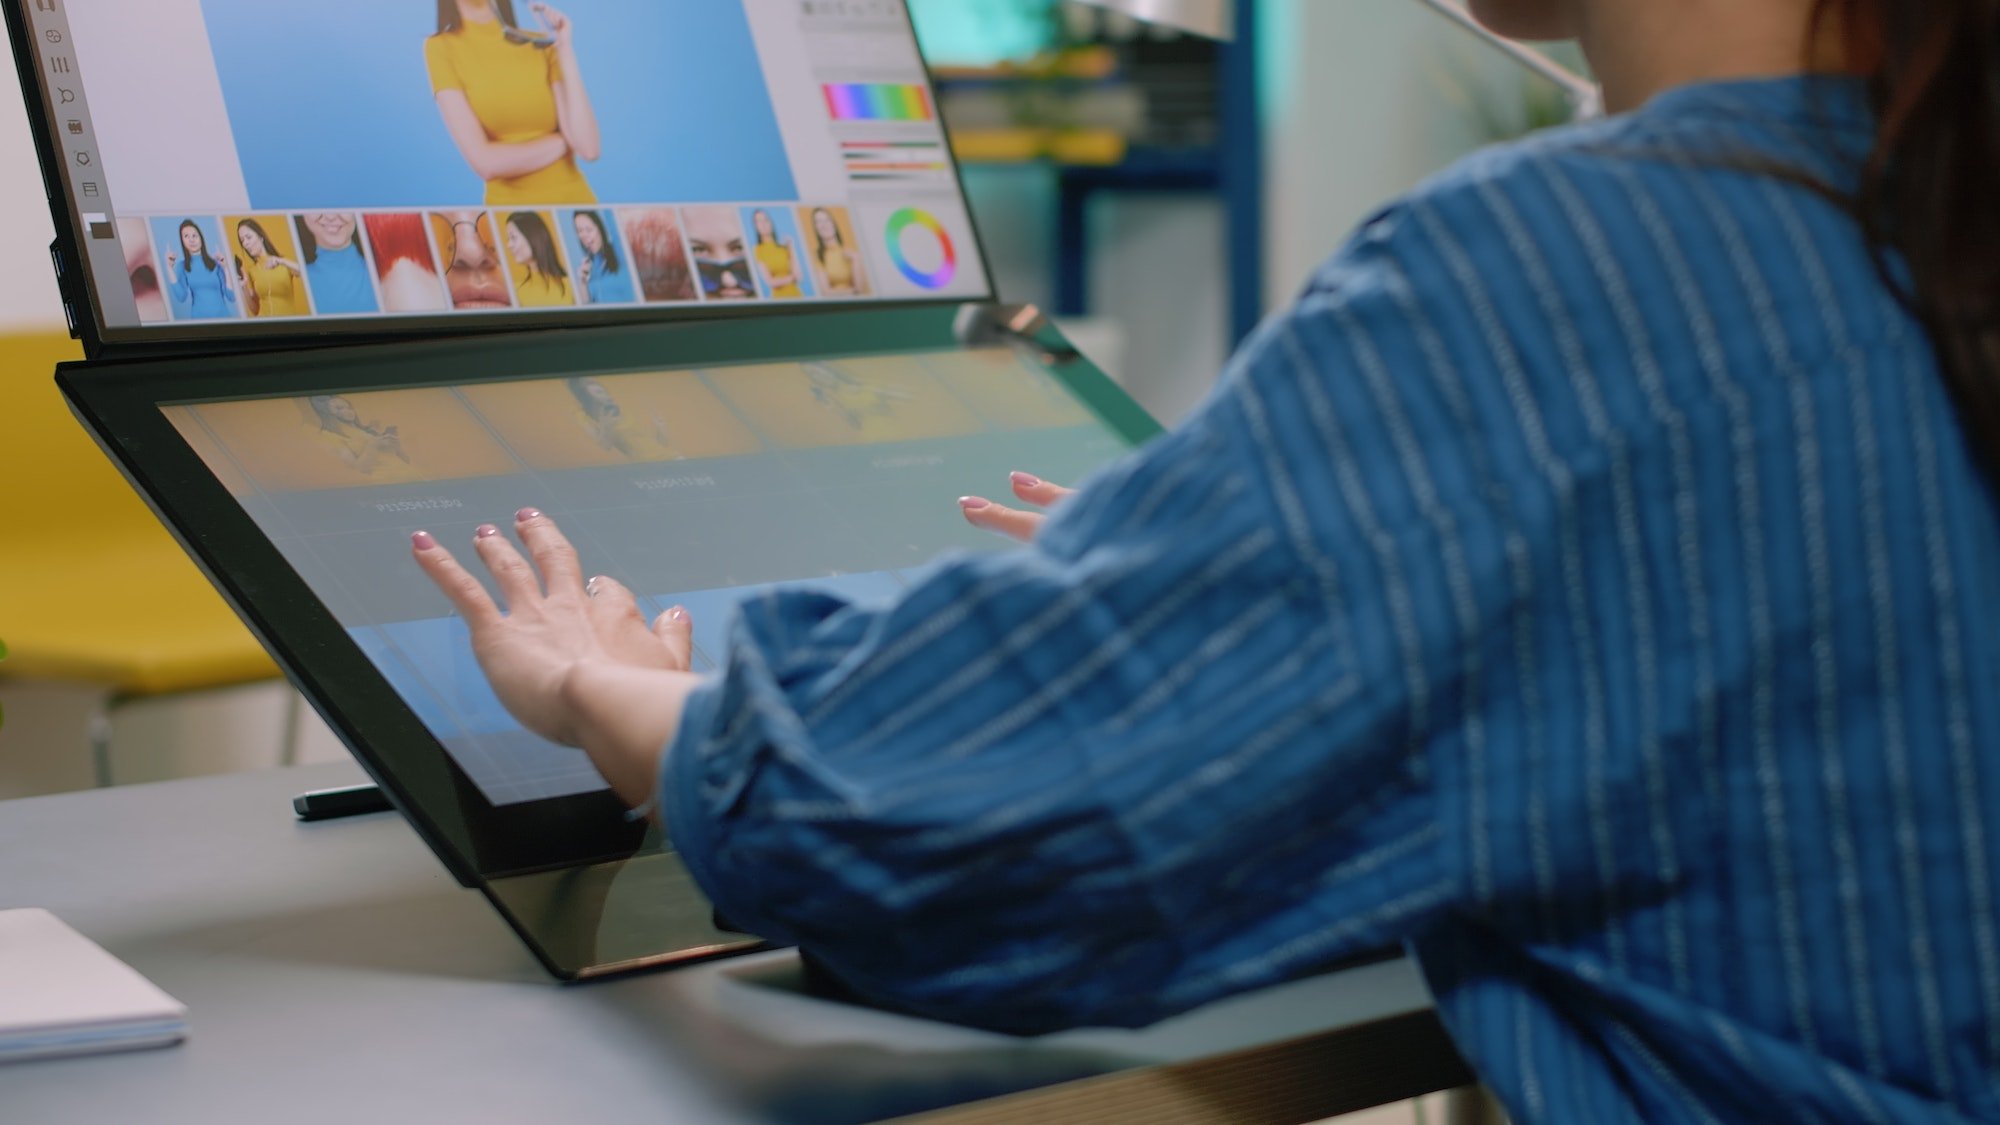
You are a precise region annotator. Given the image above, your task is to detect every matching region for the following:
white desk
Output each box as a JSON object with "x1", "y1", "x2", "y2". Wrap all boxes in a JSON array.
[{"x1": 0, "y1": 761, "x2": 1439, "y2": 1123}]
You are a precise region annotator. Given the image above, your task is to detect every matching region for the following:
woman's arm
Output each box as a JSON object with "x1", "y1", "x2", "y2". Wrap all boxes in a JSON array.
[
  {"x1": 435, "y1": 90, "x2": 571, "y2": 182},
  {"x1": 541, "y1": 5, "x2": 601, "y2": 162}
]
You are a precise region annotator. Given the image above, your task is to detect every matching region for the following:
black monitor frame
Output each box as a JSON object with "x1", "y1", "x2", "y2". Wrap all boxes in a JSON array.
[{"x1": 58, "y1": 304, "x2": 1164, "y2": 891}]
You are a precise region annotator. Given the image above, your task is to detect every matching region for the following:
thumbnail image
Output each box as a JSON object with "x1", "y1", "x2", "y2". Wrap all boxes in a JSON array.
[
  {"x1": 922, "y1": 349, "x2": 1092, "y2": 430},
  {"x1": 500, "y1": 210, "x2": 575, "y2": 308},
  {"x1": 149, "y1": 216, "x2": 239, "y2": 321},
  {"x1": 222, "y1": 215, "x2": 312, "y2": 318},
  {"x1": 293, "y1": 213, "x2": 380, "y2": 316},
  {"x1": 188, "y1": 389, "x2": 517, "y2": 492},
  {"x1": 615, "y1": 208, "x2": 696, "y2": 303},
  {"x1": 562, "y1": 209, "x2": 636, "y2": 305},
  {"x1": 705, "y1": 359, "x2": 984, "y2": 448},
  {"x1": 429, "y1": 211, "x2": 515, "y2": 310},
  {"x1": 118, "y1": 218, "x2": 167, "y2": 324},
  {"x1": 682, "y1": 206, "x2": 761, "y2": 302},
  {"x1": 799, "y1": 205, "x2": 871, "y2": 298},
  {"x1": 199, "y1": 1, "x2": 795, "y2": 211},
  {"x1": 460, "y1": 372, "x2": 761, "y2": 469},
  {"x1": 363, "y1": 213, "x2": 449, "y2": 312},
  {"x1": 741, "y1": 206, "x2": 815, "y2": 300}
]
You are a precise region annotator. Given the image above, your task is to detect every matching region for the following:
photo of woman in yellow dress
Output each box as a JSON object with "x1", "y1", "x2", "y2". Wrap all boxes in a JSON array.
[
  {"x1": 804, "y1": 206, "x2": 870, "y2": 298},
  {"x1": 748, "y1": 208, "x2": 809, "y2": 300},
  {"x1": 308, "y1": 396, "x2": 417, "y2": 482},
  {"x1": 566, "y1": 377, "x2": 681, "y2": 461},
  {"x1": 503, "y1": 211, "x2": 572, "y2": 307},
  {"x1": 427, "y1": 0, "x2": 600, "y2": 206},
  {"x1": 232, "y1": 218, "x2": 308, "y2": 319},
  {"x1": 805, "y1": 363, "x2": 911, "y2": 438}
]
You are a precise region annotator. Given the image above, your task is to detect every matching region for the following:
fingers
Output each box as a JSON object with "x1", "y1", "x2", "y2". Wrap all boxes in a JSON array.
[
  {"x1": 1009, "y1": 471, "x2": 1073, "y2": 508},
  {"x1": 959, "y1": 496, "x2": 1045, "y2": 543},
  {"x1": 515, "y1": 508, "x2": 584, "y2": 594},
  {"x1": 652, "y1": 605, "x2": 693, "y2": 672},
  {"x1": 411, "y1": 531, "x2": 501, "y2": 628},
  {"x1": 472, "y1": 522, "x2": 543, "y2": 608},
  {"x1": 584, "y1": 574, "x2": 643, "y2": 625}
]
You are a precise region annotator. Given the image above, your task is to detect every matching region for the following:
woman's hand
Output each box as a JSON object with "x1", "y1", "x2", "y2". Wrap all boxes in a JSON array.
[
  {"x1": 411, "y1": 510, "x2": 693, "y2": 746},
  {"x1": 533, "y1": 3, "x2": 573, "y2": 51},
  {"x1": 959, "y1": 471, "x2": 1073, "y2": 542}
]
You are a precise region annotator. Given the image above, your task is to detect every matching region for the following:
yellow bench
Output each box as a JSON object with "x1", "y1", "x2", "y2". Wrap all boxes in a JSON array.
[{"x1": 0, "y1": 332, "x2": 284, "y2": 784}]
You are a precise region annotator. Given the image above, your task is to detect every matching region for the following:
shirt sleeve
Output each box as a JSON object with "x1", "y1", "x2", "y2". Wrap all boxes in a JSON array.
[
  {"x1": 663, "y1": 210, "x2": 1488, "y2": 1035},
  {"x1": 424, "y1": 36, "x2": 461, "y2": 95}
]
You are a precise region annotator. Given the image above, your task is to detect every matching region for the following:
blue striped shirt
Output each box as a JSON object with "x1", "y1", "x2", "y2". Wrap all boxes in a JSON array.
[{"x1": 663, "y1": 76, "x2": 2000, "y2": 1122}]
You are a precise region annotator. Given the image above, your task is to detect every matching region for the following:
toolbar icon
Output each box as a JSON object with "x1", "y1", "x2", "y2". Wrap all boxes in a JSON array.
[
  {"x1": 79, "y1": 182, "x2": 98, "y2": 198},
  {"x1": 57, "y1": 87, "x2": 74, "y2": 104},
  {"x1": 65, "y1": 119, "x2": 82, "y2": 135},
  {"x1": 44, "y1": 28, "x2": 62, "y2": 44},
  {"x1": 34, "y1": 0, "x2": 56, "y2": 12},
  {"x1": 74, "y1": 151, "x2": 90, "y2": 167},
  {"x1": 49, "y1": 56, "x2": 70, "y2": 74}
]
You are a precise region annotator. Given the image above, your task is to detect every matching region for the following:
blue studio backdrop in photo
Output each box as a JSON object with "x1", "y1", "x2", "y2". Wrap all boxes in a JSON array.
[{"x1": 199, "y1": 0, "x2": 797, "y2": 209}]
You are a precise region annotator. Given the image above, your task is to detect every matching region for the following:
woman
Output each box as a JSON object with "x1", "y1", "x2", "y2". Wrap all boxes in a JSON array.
[
  {"x1": 163, "y1": 219, "x2": 237, "y2": 320},
  {"x1": 806, "y1": 207, "x2": 868, "y2": 297},
  {"x1": 427, "y1": 0, "x2": 598, "y2": 206},
  {"x1": 566, "y1": 377, "x2": 677, "y2": 460},
  {"x1": 294, "y1": 213, "x2": 379, "y2": 316},
  {"x1": 413, "y1": 0, "x2": 2000, "y2": 1119},
  {"x1": 435, "y1": 211, "x2": 512, "y2": 310},
  {"x1": 503, "y1": 211, "x2": 571, "y2": 307},
  {"x1": 309, "y1": 396, "x2": 413, "y2": 480},
  {"x1": 233, "y1": 219, "x2": 307, "y2": 319},
  {"x1": 570, "y1": 210, "x2": 633, "y2": 305},
  {"x1": 748, "y1": 209, "x2": 806, "y2": 299}
]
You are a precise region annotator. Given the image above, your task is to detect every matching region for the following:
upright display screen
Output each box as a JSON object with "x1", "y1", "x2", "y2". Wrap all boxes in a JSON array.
[
  {"x1": 18, "y1": 0, "x2": 991, "y2": 341},
  {"x1": 164, "y1": 348, "x2": 1129, "y2": 807}
]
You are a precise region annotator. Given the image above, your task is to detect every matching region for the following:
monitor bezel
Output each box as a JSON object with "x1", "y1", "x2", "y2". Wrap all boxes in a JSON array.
[
  {"x1": 6, "y1": 0, "x2": 997, "y2": 360},
  {"x1": 56, "y1": 304, "x2": 1165, "y2": 888}
]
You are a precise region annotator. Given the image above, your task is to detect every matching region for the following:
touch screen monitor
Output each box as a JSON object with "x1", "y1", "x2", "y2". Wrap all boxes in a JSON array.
[
  {"x1": 131, "y1": 330, "x2": 1146, "y2": 979},
  {"x1": 12, "y1": 0, "x2": 991, "y2": 346}
]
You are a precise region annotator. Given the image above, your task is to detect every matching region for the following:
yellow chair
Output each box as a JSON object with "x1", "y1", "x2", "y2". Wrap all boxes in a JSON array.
[{"x1": 0, "y1": 332, "x2": 290, "y2": 785}]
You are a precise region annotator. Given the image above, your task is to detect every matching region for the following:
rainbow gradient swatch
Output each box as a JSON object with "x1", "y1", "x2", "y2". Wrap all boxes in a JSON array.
[{"x1": 823, "y1": 83, "x2": 935, "y2": 122}]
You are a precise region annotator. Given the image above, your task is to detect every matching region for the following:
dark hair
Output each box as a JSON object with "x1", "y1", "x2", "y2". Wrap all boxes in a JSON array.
[
  {"x1": 573, "y1": 210, "x2": 621, "y2": 276},
  {"x1": 507, "y1": 212, "x2": 568, "y2": 295},
  {"x1": 809, "y1": 207, "x2": 844, "y2": 266},
  {"x1": 1814, "y1": 0, "x2": 2000, "y2": 478},
  {"x1": 436, "y1": 0, "x2": 520, "y2": 35},
  {"x1": 293, "y1": 214, "x2": 361, "y2": 268},
  {"x1": 751, "y1": 209, "x2": 781, "y2": 247},
  {"x1": 235, "y1": 218, "x2": 278, "y2": 261},
  {"x1": 309, "y1": 395, "x2": 387, "y2": 436},
  {"x1": 177, "y1": 219, "x2": 215, "y2": 274}
]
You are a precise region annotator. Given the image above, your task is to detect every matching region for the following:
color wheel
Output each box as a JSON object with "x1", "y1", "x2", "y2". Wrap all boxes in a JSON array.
[{"x1": 885, "y1": 208, "x2": 957, "y2": 289}]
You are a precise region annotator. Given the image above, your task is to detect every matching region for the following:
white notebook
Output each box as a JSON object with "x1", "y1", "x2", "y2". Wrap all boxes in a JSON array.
[{"x1": 0, "y1": 908, "x2": 187, "y2": 1063}]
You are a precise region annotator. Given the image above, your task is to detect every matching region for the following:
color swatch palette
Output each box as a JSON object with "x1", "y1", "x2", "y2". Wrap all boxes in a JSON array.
[{"x1": 823, "y1": 83, "x2": 935, "y2": 122}]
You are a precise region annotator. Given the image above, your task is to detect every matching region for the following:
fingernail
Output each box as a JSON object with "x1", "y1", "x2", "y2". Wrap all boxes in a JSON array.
[
  {"x1": 667, "y1": 605, "x2": 688, "y2": 622},
  {"x1": 475, "y1": 524, "x2": 500, "y2": 540},
  {"x1": 517, "y1": 508, "x2": 543, "y2": 523},
  {"x1": 585, "y1": 576, "x2": 604, "y2": 597},
  {"x1": 1010, "y1": 471, "x2": 1040, "y2": 488},
  {"x1": 411, "y1": 531, "x2": 436, "y2": 551},
  {"x1": 959, "y1": 496, "x2": 990, "y2": 511}
]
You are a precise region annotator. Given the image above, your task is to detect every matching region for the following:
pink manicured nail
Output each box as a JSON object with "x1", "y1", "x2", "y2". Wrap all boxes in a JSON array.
[
  {"x1": 411, "y1": 531, "x2": 436, "y2": 551},
  {"x1": 1010, "y1": 471, "x2": 1041, "y2": 488},
  {"x1": 959, "y1": 496, "x2": 991, "y2": 511},
  {"x1": 475, "y1": 524, "x2": 501, "y2": 540},
  {"x1": 667, "y1": 605, "x2": 689, "y2": 622},
  {"x1": 517, "y1": 508, "x2": 543, "y2": 523}
]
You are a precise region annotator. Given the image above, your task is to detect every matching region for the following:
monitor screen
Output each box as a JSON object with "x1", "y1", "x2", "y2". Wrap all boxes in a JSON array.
[
  {"x1": 162, "y1": 347, "x2": 1129, "y2": 808},
  {"x1": 17, "y1": 0, "x2": 991, "y2": 343}
]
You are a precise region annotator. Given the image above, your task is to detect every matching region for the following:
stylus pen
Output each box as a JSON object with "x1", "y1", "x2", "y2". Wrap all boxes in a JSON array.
[{"x1": 292, "y1": 784, "x2": 394, "y2": 822}]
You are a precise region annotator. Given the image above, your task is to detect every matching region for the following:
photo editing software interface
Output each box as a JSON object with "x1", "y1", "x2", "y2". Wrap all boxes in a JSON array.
[
  {"x1": 165, "y1": 349, "x2": 1130, "y2": 806},
  {"x1": 22, "y1": 0, "x2": 990, "y2": 334}
]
